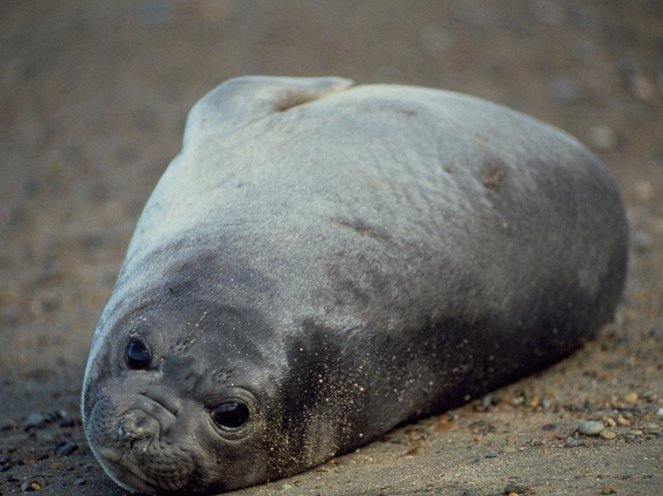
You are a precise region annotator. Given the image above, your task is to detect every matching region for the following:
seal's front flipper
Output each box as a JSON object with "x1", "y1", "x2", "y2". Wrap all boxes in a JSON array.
[{"x1": 184, "y1": 76, "x2": 354, "y2": 142}]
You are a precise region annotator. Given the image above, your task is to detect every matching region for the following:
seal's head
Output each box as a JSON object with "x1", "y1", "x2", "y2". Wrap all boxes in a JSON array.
[{"x1": 81, "y1": 292, "x2": 285, "y2": 495}]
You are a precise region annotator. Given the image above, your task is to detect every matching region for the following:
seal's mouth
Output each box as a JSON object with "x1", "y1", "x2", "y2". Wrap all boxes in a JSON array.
[{"x1": 92, "y1": 424, "x2": 198, "y2": 495}]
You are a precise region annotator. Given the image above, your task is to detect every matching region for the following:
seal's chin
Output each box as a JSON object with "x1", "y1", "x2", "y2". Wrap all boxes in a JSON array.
[
  {"x1": 93, "y1": 427, "x2": 221, "y2": 495},
  {"x1": 90, "y1": 429, "x2": 199, "y2": 494},
  {"x1": 91, "y1": 449, "x2": 168, "y2": 494}
]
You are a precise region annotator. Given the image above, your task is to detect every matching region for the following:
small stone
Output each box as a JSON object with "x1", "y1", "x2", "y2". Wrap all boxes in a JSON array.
[
  {"x1": 43, "y1": 410, "x2": 60, "y2": 423},
  {"x1": 20, "y1": 479, "x2": 42, "y2": 492},
  {"x1": 74, "y1": 476, "x2": 86, "y2": 486},
  {"x1": 587, "y1": 125, "x2": 618, "y2": 151},
  {"x1": 616, "y1": 415, "x2": 631, "y2": 427},
  {"x1": 632, "y1": 231, "x2": 652, "y2": 252},
  {"x1": 601, "y1": 416, "x2": 617, "y2": 428},
  {"x1": 577, "y1": 420, "x2": 604, "y2": 436},
  {"x1": 565, "y1": 438, "x2": 584, "y2": 448},
  {"x1": 624, "y1": 392, "x2": 639, "y2": 404},
  {"x1": 633, "y1": 180, "x2": 654, "y2": 203},
  {"x1": 59, "y1": 416, "x2": 75, "y2": 428},
  {"x1": 24, "y1": 413, "x2": 47, "y2": 430},
  {"x1": 528, "y1": 395, "x2": 541, "y2": 409},
  {"x1": 643, "y1": 423, "x2": 660, "y2": 434},
  {"x1": 656, "y1": 408, "x2": 663, "y2": 420},
  {"x1": 600, "y1": 485, "x2": 616, "y2": 494},
  {"x1": 600, "y1": 430, "x2": 617, "y2": 440},
  {"x1": 484, "y1": 450, "x2": 498, "y2": 458},
  {"x1": 55, "y1": 441, "x2": 78, "y2": 456},
  {"x1": 504, "y1": 482, "x2": 528, "y2": 494},
  {"x1": 631, "y1": 75, "x2": 657, "y2": 102}
]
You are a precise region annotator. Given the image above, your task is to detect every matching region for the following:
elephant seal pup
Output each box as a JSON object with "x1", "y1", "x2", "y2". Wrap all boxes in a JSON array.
[{"x1": 82, "y1": 76, "x2": 628, "y2": 495}]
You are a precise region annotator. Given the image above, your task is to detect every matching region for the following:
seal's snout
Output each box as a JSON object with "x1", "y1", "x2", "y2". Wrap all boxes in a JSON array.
[{"x1": 116, "y1": 409, "x2": 159, "y2": 446}]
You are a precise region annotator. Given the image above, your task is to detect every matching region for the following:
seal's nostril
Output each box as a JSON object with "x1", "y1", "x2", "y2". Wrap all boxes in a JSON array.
[{"x1": 117, "y1": 410, "x2": 159, "y2": 444}]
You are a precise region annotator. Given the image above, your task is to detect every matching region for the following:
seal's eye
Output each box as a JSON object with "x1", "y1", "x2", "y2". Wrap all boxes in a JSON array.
[
  {"x1": 126, "y1": 338, "x2": 151, "y2": 369},
  {"x1": 211, "y1": 401, "x2": 249, "y2": 430}
]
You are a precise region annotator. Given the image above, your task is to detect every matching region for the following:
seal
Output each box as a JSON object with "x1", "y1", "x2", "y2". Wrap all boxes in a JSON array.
[{"x1": 82, "y1": 76, "x2": 628, "y2": 495}]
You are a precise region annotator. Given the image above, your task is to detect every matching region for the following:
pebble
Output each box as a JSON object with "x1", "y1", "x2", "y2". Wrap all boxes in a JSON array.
[
  {"x1": 656, "y1": 408, "x2": 663, "y2": 420},
  {"x1": 600, "y1": 485, "x2": 616, "y2": 495},
  {"x1": 633, "y1": 180, "x2": 654, "y2": 203},
  {"x1": 484, "y1": 450, "x2": 498, "y2": 458},
  {"x1": 20, "y1": 479, "x2": 43, "y2": 492},
  {"x1": 565, "y1": 438, "x2": 584, "y2": 448},
  {"x1": 504, "y1": 482, "x2": 528, "y2": 494},
  {"x1": 74, "y1": 476, "x2": 86, "y2": 486},
  {"x1": 55, "y1": 441, "x2": 78, "y2": 456},
  {"x1": 631, "y1": 75, "x2": 657, "y2": 102},
  {"x1": 24, "y1": 413, "x2": 47, "y2": 430},
  {"x1": 577, "y1": 420, "x2": 604, "y2": 436},
  {"x1": 587, "y1": 125, "x2": 618, "y2": 151},
  {"x1": 602, "y1": 416, "x2": 617, "y2": 428},
  {"x1": 600, "y1": 430, "x2": 617, "y2": 440},
  {"x1": 633, "y1": 230, "x2": 653, "y2": 252},
  {"x1": 59, "y1": 416, "x2": 75, "y2": 428},
  {"x1": 624, "y1": 392, "x2": 639, "y2": 404},
  {"x1": 643, "y1": 423, "x2": 660, "y2": 434},
  {"x1": 541, "y1": 397, "x2": 553, "y2": 411}
]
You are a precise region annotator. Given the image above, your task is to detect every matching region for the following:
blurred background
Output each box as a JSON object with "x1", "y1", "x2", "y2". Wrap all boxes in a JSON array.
[{"x1": 0, "y1": 1, "x2": 661, "y2": 494}]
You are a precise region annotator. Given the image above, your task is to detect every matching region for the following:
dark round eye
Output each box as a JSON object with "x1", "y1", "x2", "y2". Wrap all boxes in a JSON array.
[
  {"x1": 126, "y1": 338, "x2": 151, "y2": 369},
  {"x1": 211, "y1": 401, "x2": 249, "y2": 430}
]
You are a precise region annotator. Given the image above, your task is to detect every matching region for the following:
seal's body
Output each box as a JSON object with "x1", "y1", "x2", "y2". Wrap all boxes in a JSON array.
[{"x1": 82, "y1": 77, "x2": 627, "y2": 495}]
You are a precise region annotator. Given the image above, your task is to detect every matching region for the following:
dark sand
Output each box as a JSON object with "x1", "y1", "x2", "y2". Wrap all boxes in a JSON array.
[{"x1": 1, "y1": 1, "x2": 661, "y2": 495}]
